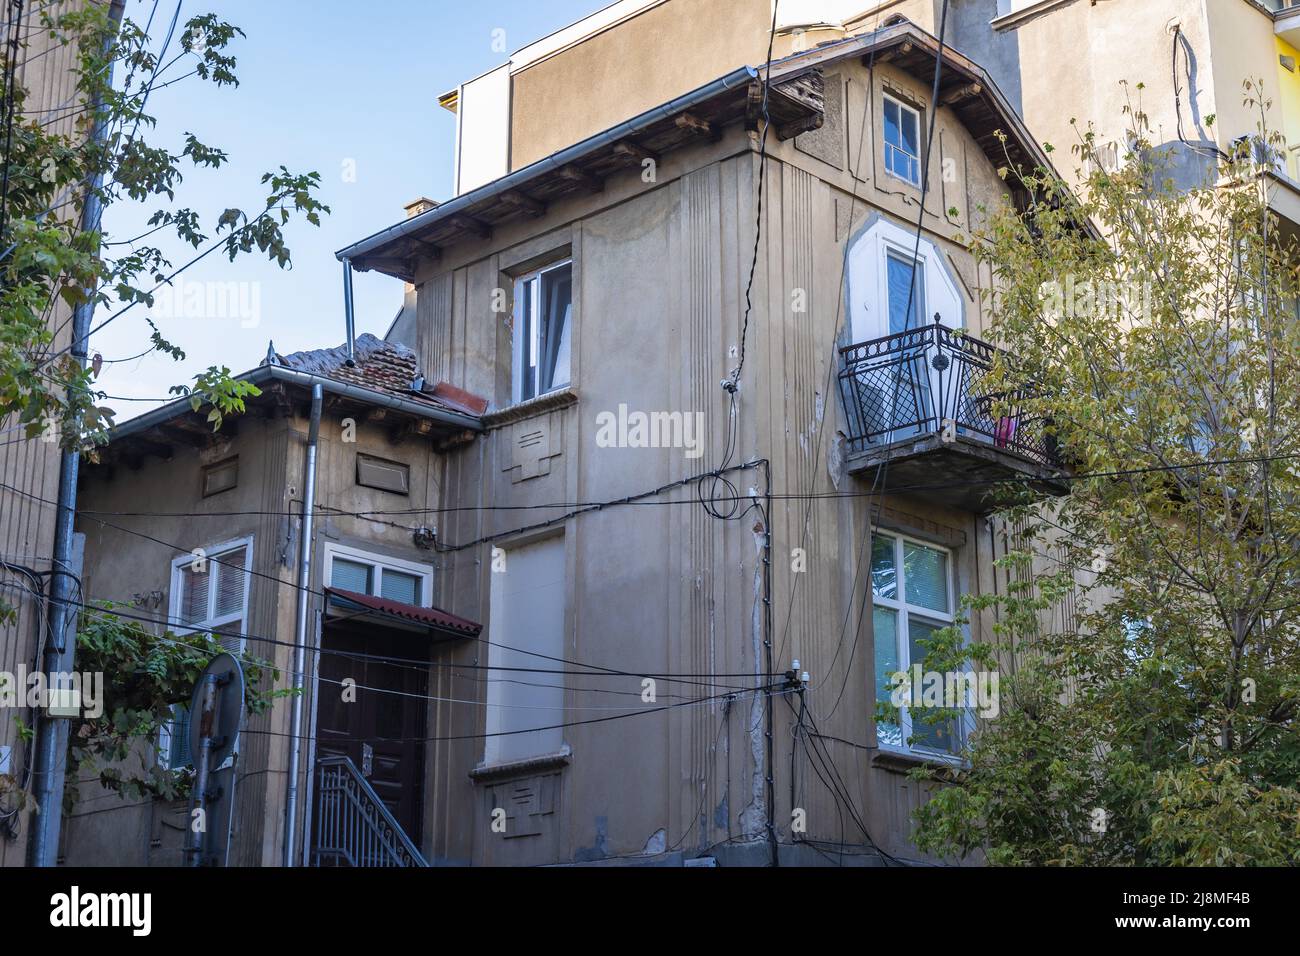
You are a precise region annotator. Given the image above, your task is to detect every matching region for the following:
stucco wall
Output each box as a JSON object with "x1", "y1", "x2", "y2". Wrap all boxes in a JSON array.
[
  {"x1": 508, "y1": 0, "x2": 773, "y2": 170},
  {"x1": 411, "y1": 51, "x2": 1020, "y2": 864}
]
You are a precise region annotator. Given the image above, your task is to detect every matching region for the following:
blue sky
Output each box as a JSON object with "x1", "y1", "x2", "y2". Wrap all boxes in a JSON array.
[{"x1": 95, "y1": 0, "x2": 600, "y2": 415}]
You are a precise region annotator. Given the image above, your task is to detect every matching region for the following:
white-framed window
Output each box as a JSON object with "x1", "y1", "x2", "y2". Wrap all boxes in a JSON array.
[
  {"x1": 871, "y1": 531, "x2": 966, "y2": 757},
  {"x1": 169, "y1": 536, "x2": 253, "y2": 654},
  {"x1": 161, "y1": 536, "x2": 252, "y2": 771},
  {"x1": 883, "y1": 93, "x2": 921, "y2": 187},
  {"x1": 512, "y1": 259, "x2": 573, "y2": 403},
  {"x1": 323, "y1": 542, "x2": 433, "y2": 607}
]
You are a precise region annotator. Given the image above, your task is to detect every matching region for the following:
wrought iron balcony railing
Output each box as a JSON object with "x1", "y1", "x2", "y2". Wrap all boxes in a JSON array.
[{"x1": 837, "y1": 322, "x2": 1060, "y2": 470}]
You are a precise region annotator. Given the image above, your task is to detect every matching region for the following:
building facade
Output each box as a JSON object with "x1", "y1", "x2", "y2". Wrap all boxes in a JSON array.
[{"x1": 63, "y1": 4, "x2": 1105, "y2": 867}]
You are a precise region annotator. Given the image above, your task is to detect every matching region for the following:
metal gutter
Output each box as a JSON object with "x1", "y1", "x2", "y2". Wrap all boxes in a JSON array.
[
  {"x1": 283, "y1": 383, "x2": 322, "y2": 867},
  {"x1": 104, "y1": 364, "x2": 483, "y2": 444},
  {"x1": 334, "y1": 65, "x2": 759, "y2": 264}
]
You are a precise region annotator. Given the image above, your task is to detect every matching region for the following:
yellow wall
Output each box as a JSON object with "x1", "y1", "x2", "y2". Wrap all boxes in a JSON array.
[{"x1": 1276, "y1": 37, "x2": 1300, "y2": 177}]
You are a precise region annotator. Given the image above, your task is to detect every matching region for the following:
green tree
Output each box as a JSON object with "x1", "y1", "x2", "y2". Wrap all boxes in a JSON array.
[
  {"x1": 0, "y1": 604, "x2": 281, "y2": 815},
  {"x1": 0, "y1": 2, "x2": 327, "y2": 448},
  {"x1": 910, "y1": 83, "x2": 1300, "y2": 866},
  {"x1": 63, "y1": 604, "x2": 282, "y2": 810}
]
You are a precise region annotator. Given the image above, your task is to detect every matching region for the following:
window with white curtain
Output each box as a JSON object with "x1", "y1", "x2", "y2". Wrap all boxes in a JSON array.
[
  {"x1": 169, "y1": 537, "x2": 252, "y2": 654},
  {"x1": 871, "y1": 531, "x2": 965, "y2": 756},
  {"x1": 484, "y1": 535, "x2": 566, "y2": 765}
]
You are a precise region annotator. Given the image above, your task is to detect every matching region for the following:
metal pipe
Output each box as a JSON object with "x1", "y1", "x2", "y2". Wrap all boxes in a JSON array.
[
  {"x1": 342, "y1": 258, "x2": 356, "y2": 366},
  {"x1": 300, "y1": 608, "x2": 322, "y2": 867},
  {"x1": 283, "y1": 383, "x2": 322, "y2": 867},
  {"x1": 185, "y1": 673, "x2": 218, "y2": 867},
  {"x1": 28, "y1": 0, "x2": 126, "y2": 868}
]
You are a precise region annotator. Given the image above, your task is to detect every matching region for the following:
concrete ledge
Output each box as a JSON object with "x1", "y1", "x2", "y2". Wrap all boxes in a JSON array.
[
  {"x1": 991, "y1": 0, "x2": 1080, "y2": 32},
  {"x1": 482, "y1": 387, "x2": 578, "y2": 430},
  {"x1": 469, "y1": 745, "x2": 572, "y2": 783}
]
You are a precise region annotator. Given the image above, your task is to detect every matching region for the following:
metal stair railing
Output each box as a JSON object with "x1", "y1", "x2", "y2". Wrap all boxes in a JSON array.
[{"x1": 310, "y1": 755, "x2": 428, "y2": 867}]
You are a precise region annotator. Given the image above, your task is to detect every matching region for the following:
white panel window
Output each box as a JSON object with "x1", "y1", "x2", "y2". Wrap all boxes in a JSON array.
[
  {"x1": 169, "y1": 537, "x2": 253, "y2": 655},
  {"x1": 872, "y1": 532, "x2": 965, "y2": 756},
  {"x1": 484, "y1": 536, "x2": 566, "y2": 765},
  {"x1": 323, "y1": 543, "x2": 433, "y2": 607},
  {"x1": 161, "y1": 537, "x2": 252, "y2": 770},
  {"x1": 883, "y1": 93, "x2": 921, "y2": 187},
  {"x1": 512, "y1": 261, "x2": 573, "y2": 403}
]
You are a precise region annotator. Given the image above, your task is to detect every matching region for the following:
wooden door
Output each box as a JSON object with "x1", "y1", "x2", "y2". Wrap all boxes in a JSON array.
[{"x1": 316, "y1": 626, "x2": 428, "y2": 845}]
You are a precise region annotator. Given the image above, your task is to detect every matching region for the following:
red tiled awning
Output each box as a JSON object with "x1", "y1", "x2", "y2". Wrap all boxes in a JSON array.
[{"x1": 324, "y1": 587, "x2": 482, "y2": 639}]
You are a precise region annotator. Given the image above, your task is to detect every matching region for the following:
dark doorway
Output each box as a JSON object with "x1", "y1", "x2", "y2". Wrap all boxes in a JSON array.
[{"x1": 316, "y1": 624, "x2": 428, "y2": 844}]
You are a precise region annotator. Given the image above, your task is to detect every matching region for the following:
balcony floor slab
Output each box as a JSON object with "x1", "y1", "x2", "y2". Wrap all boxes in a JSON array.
[{"x1": 843, "y1": 432, "x2": 1068, "y2": 512}]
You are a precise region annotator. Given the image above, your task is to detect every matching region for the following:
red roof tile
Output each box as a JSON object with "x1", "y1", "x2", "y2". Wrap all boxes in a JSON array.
[
  {"x1": 325, "y1": 587, "x2": 482, "y2": 638},
  {"x1": 270, "y1": 334, "x2": 488, "y2": 421}
]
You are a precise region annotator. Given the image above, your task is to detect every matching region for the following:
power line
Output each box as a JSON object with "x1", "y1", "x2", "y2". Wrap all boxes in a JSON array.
[
  {"x1": 237, "y1": 684, "x2": 793, "y2": 747},
  {"x1": 66, "y1": 596, "x2": 780, "y2": 689}
]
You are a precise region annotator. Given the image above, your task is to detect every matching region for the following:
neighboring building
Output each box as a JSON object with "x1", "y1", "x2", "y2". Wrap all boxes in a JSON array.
[
  {"x1": 0, "y1": 0, "x2": 105, "y2": 868},
  {"x1": 64, "y1": 335, "x2": 485, "y2": 866},
  {"x1": 926, "y1": 0, "x2": 1300, "y2": 238}
]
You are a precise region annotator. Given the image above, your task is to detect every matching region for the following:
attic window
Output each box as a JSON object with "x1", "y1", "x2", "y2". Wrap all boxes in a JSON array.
[
  {"x1": 201, "y1": 457, "x2": 239, "y2": 498},
  {"x1": 883, "y1": 93, "x2": 921, "y2": 187},
  {"x1": 356, "y1": 454, "x2": 410, "y2": 495}
]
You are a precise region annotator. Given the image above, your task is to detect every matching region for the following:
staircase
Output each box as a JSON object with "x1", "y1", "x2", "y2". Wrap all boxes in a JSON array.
[{"x1": 310, "y1": 756, "x2": 428, "y2": 867}]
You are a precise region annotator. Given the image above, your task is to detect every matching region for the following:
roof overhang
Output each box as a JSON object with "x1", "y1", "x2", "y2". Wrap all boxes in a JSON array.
[
  {"x1": 337, "y1": 20, "x2": 1083, "y2": 278},
  {"x1": 88, "y1": 364, "x2": 483, "y2": 471}
]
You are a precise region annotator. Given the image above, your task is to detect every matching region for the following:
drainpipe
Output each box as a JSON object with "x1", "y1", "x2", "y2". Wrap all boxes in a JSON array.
[
  {"x1": 283, "y1": 383, "x2": 322, "y2": 867},
  {"x1": 342, "y1": 258, "x2": 356, "y2": 366},
  {"x1": 27, "y1": 0, "x2": 126, "y2": 868}
]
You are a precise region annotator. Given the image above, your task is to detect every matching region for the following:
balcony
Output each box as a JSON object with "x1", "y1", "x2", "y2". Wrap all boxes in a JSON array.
[
  {"x1": 1274, "y1": 0, "x2": 1300, "y2": 48},
  {"x1": 837, "y1": 323, "x2": 1068, "y2": 512}
]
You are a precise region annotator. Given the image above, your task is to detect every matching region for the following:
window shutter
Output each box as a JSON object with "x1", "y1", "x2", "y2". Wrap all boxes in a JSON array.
[
  {"x1": 216, "y1": 620, "x2": 244, "y2": 656},
  {"x1": 330, "y1": 558, "x2": 372, "y2": 594},
  {"x1": 379, "y1": 570, "x2": 420, "y2": 605},
  {"x1": 178, "y1": 563, "x2": 210, "y2": 625},
  {"x1": 169, "y1": 704, "x2": 193, "y2": 768},
  {"x1": 213, "y1": 546, "x2": 248, "y2": 618},
  {"x1": 356, "y1": 455, "x2": 410, "y2": 495}
]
